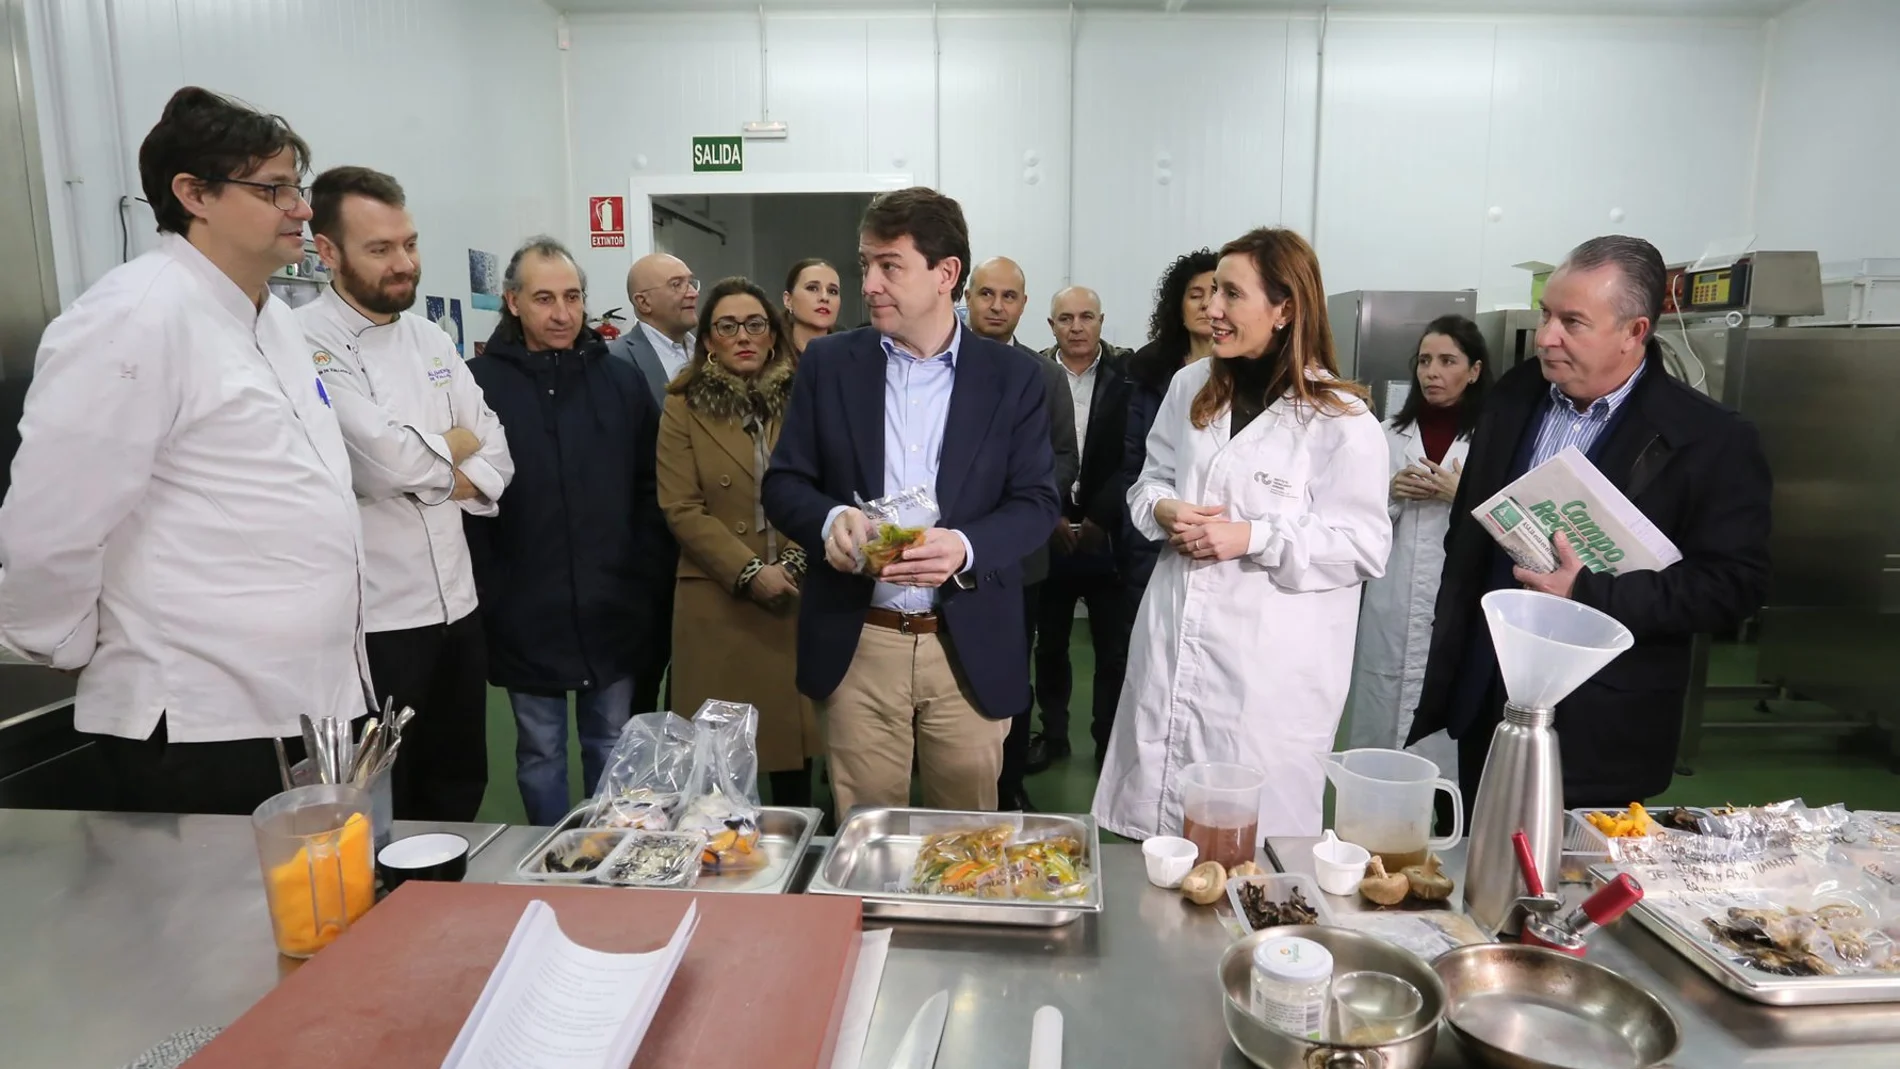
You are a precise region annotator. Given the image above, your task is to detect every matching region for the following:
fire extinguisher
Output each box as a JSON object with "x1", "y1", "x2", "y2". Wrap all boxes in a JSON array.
[{"x1": 592, "y1": 306, "x2": 626, "y2": 341}]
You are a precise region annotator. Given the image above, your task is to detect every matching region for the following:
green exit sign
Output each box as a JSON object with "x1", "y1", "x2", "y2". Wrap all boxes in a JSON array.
[{"x1": 692, "y1": 136, "x2": 744, "y2": 172}]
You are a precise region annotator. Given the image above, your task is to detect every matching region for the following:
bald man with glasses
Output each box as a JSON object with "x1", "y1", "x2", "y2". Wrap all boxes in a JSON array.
[
  {"x1": 609, "y1": 253, "x2": 700, "y2": 404},
  {"x1": 604, "y1": 253, "x2": 695, "y2": 714}
]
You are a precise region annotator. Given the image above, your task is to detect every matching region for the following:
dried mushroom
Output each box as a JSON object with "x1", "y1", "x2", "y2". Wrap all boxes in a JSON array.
[
  {"x1": 1402, "y1": 855, "x2": 1454, "y2": 902},
  {"x1": 1359, "y1": 856, "x2": 1409, "y2": 906},
  {"x1": 1238, "y1": 882, "x2": 1321, "y2": 930},
  {"x1": 1180, "y1": 861, "x2": 1228, "y2": 905}
]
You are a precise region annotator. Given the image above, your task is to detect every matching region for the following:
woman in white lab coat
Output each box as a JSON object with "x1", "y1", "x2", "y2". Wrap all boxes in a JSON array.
[
  {"x1": 1344, "y1": 316, "x2": 1492, "y2": 783},
  {"x1": 1093, "y1": 228, "x2": 1392, "y2": 841},
  {"x1": 1345, "y1": 313, "x2": 1489, "y2": 782}
]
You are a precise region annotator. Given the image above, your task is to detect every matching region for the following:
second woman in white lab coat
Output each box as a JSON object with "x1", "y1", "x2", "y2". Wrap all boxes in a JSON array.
[
  {"x1": 1344, "y1": 316, "x2": 1492, "y2": 783},
  {"x1": 1093, "y1": 227, "x2": 1391, "y2": 841}
]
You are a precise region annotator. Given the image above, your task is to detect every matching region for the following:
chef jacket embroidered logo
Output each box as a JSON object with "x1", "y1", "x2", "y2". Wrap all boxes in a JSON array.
[
  {"x1": 312, "y1": 350, "x2": 333, "y2": 368},
  {"x1": 1254, "y1": 471, "x2": 1300, "y2": 499}
]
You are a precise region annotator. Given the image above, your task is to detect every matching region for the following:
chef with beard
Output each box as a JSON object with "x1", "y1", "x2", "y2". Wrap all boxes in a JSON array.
[{"x1": 297, "y1": 166, "x2": 513, "y2": 822}]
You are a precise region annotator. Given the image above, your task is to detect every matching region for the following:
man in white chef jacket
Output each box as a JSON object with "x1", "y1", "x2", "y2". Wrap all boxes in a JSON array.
[
  {"x1": 298, "y1": 166, "x2": 513, "y2": 822},
  {"x1": 0, "y1": 87, "x2": 372, "y2": 815}
]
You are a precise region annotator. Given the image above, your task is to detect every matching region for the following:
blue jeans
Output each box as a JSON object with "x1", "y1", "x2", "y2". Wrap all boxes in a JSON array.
[{"x1": 508, "y1": 677, "x2": 634, "y2": 826}]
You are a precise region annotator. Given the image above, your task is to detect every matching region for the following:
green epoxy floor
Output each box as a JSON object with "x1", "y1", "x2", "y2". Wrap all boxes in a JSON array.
[{"x1": 473, "y1": 629, "x2": 1900, "y2": 825}]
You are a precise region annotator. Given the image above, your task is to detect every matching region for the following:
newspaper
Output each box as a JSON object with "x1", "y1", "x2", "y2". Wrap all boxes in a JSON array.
[{"x1": 1473, "y1": 445, "x2": 1682, "y2": 575}]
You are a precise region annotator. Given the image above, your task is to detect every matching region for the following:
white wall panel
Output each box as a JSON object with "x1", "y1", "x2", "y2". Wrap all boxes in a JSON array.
[
  {"x1": 1479, "y1": 20, "x2": 1763, "y2": 307},
  {"x1": 1753, "y1": 0, "x2": 1900, "y2": 265},
  {"x1": 1072, "y1": 14, "x2": 1299, "y2": 350},
  {"x1": 1315, "y1": 19, "x2": 1496, "y2": 301},
  {"x1": 35, "y1": 0, "x2": 565, "y2": 346},
  {"x1": 935, "y1": 12, "x2": 1071, "y2": 352}
]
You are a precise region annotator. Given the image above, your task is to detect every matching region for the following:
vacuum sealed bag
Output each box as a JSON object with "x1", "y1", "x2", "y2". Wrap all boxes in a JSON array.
[
  {"x1": 676, "y1": 700, "x2": 767, "y2": 873},
  {"x1": 855, "y1": 486, "x2": 940, "y2": 577},
  {"x1": 587, "y1": 711, "x2": 696, "y2": 830}
]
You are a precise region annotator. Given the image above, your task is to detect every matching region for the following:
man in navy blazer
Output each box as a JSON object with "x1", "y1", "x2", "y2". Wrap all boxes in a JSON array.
[{"x1": 763, "y1": 188, "x2": 1059, "y2": 815}]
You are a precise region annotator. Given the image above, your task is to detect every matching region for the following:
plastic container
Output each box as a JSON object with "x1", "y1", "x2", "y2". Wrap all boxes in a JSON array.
[
  {"x1": 251, "y1": 784, "x2": 375, "y2": 959},
  {"x1": 599, "y1": 830, "x2": 706, "y2": 888},
  {"x1": 1312, "y1": 830, "x2": 1373, "y2": 897},
  {"x1": 1320, "y1": 749, "x2": 1462, "y2": 873},
  {"x1": 1250, "y1": 936, "x2": 1334, "y2": 1040},
  {"x1": 1142, "y1": 835, "x2": 1198, "y2": 889},
  {"x1": 515, "y1": 828, "x2": 634, "y2": 882},
  {"x1": 1179, "y1": 762, "x2": 1265, "y2": 870},
  {"x1": 1228, "y1": 872, "x2": 1338, "y2": 934}
]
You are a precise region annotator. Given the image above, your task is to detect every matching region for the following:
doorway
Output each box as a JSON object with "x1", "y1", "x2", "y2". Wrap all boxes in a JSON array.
[{"x1": 649, "y1": 192, "x2": 873, "y2": 330}]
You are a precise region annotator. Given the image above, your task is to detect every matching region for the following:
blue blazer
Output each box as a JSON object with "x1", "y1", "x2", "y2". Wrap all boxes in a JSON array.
[{"x1": 762, "y1": 326, "x2": 1060, "y2": 719}]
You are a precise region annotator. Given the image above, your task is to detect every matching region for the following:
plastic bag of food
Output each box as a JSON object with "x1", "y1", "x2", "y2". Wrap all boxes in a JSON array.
[
  {"x1": 676, "y1": 701, "x2": 766, "y2": 874},
  {"x1": 854, "y1": 486, "x2": 940, "y2": 576},
  {"x1": 587, "y1": 711, "x2": 696, "y2": 830},
  {"x1": 910, "y1": 822, "x2": 1016, "y2": 896},
  {"x1": 1002, "y1": 831, "x2": 1091, "y2": 900}
]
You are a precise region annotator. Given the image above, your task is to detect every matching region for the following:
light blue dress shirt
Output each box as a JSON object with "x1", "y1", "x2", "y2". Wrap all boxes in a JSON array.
[
  {"x1": 823, "y1": 327, "x2": 976, "y2": 612},
  {"x1": 1529, "y1": 362, "x2": 1646, "y2": 468}
]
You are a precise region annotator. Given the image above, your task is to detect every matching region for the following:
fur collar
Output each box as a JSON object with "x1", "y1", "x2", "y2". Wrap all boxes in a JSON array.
[{"x1": 681, "y1": 353, "x2": 794, "y2": 424}]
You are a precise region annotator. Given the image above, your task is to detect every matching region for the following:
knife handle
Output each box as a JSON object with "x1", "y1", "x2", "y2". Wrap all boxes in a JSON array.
[{"x1": 1029, "y1": 1005, "x2": 1062, "y2": 1069}]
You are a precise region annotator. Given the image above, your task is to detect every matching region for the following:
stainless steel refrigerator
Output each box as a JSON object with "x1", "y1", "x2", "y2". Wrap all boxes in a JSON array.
[{"x1": 1327, "y1": 290, "x2": 1479, "y2": 419}]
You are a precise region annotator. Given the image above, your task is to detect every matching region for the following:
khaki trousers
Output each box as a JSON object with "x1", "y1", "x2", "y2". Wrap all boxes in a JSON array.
[{"x1": 819, "y1": 623, "x2": 1010, "y2": 815}]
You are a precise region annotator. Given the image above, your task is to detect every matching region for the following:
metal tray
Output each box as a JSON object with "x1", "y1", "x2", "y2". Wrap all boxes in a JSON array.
[
  {"x1": 512, "y1": 804, "x2": 821, "y2": 894},
  {"x1": 805, "y1": 807, "x2": 1103, "y2": 926},
  {"x1": 1589, "y1": 863, "x2": 1900, "y2": 1006}
]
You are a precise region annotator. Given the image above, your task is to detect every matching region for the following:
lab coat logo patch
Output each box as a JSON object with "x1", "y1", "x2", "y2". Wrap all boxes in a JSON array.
[
  {"x1": 1254, "y1": 471, "x2": 1300, "y2": 499},
  {"x1": 312, "y1": 350, "x2": 334, "y2": 368}
]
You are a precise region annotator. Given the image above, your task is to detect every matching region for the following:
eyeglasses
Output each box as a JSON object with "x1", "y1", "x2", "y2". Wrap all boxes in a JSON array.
[
  {"x1": 208, "y1": 176, "x2": 312, "y2": 212},
  {"x1": 637, "y1": 276, "x2": 702, "y2": 296},
  {"x1": 711, "y1": 316, "x2": 773, "y2": 339}
]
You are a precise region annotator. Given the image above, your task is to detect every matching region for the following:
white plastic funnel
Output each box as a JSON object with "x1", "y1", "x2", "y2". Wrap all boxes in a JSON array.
[{"x1": 1482, "y1": 589, "x2": 1634, "y2": 711}]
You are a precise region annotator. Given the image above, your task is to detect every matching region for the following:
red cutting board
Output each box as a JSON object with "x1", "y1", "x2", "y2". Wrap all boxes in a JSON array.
[{"x1": 184, "y1": 881, "x2": 863, "y2": 1069}]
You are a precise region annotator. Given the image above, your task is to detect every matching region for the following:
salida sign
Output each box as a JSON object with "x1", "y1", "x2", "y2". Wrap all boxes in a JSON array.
[
  {"x1": 692, "y1": 136, "x2": 744, "y2": 173},
  {"x1": 589, "y1": 196, "x2": 625, "y2": 248}
]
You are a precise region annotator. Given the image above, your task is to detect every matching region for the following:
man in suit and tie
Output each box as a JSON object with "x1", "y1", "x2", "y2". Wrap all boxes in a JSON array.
[
  {"x1": 603, "y1": 251, "x2": 698, "y2": 712},
  {"x1": 1032, "y1": 287, "x2": 1132, "y2": 773},
  {"x1": 966, "y1": 255, "x2": 1076, "y2": 810},
  {"x1": 763, "y1": 188, "x2": 1060, "y2": 814}
]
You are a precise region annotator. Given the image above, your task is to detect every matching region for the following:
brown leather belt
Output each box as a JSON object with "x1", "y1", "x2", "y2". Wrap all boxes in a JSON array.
[{"x1": 866, "y1": 607, "x2": 941, "y2": 634}]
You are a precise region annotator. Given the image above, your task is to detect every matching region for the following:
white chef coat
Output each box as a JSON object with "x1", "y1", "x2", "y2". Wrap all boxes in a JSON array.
[
  {"x1": 1343, "y1": 417, "x2": 1468, "y2": 782},
  {"x1": 1092, "y1": 359, "x2": 1391, "y2": 839},
  {"x1": 297, "y1": 286, "x2": 513, "y2": 633},
  {"x1": 0, "y1": 234, "x2": 372, "y2": 742}
]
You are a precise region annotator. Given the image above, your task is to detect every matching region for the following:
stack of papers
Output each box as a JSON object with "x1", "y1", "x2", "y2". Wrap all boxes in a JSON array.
[
  {"x1": 441, "y1": 900, "x2": 698, "y2": 1069},
  {"x1": 1473, "y1": 446, "x2": 1681, "y2": 575}
]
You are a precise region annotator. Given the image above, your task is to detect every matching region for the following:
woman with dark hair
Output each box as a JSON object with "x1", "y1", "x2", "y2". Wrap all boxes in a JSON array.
[
  {"x1": 1109, "y1": 249, "x2": 1220, "y2": 598},
  {"x1": 1093, "y1": 228, "x2": 1391, "y2": 841},
  {"x1": 656, "y1": 276, "x2": 819, "y2": 805},
  {"x1": 1345, "y1": 315, "x2": 1491, "y2": 780},
  {"x1": 782, "y1": 258, "x2": 840, "y2": 355}
]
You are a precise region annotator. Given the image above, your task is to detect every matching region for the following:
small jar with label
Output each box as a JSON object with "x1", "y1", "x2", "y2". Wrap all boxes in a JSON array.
[{"x1": 1249, "y1": 936, "x2": 1334, "y2": 1040}]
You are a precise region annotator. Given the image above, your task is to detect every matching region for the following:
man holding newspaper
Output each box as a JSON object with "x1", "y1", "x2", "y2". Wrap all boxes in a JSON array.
[{"x1": 1409, "y1": 236, "x2": 1772, "y2": 810}]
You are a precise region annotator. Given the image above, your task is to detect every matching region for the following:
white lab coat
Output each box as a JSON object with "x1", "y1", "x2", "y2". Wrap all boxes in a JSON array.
[
  {"x1": 1343, "y1": 418, "x2": 1467, "y2": 781},
  {"x1": 1093, "y1": 359, "x2": 1392, "y2": 840},
  {"x1": 297, "y1": 286, "x2": 513, "y2": 633},
  {"x1": 0, "y1": 234, "x2": 372, "y2": 742}
]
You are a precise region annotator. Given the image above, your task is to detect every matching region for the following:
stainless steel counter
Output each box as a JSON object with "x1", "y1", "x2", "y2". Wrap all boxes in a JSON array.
[
  {"x1": 1269, "y1": 835, "x2": 1900, "y2": 1068},
  {"x1": 10, "y1": 809, "x2": 1900, "y2": 1069},
  {"x1": 0, "y1": 809, "x2": 505, "y2": 1069}
]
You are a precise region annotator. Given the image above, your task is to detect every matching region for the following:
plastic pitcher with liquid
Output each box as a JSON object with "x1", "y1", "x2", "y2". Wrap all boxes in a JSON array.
[{"x1": 1319, "y1": 749, "x2": 1463, "y2": 871}]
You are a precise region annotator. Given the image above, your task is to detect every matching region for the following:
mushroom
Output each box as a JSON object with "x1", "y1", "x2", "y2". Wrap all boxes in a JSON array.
[
  {"x1": 1180, "y1": 860, "x2": 1228, "y2": 905},
  {"x1": 1230, "y1": 860, "x2": 1264, "y2": 879},
  {"x1": 1358, "y1": 856, "x2": 1410, "y2": 906},
  {"x1": 1403, "y1": 855, "x2": 1454, "y2": 902}
]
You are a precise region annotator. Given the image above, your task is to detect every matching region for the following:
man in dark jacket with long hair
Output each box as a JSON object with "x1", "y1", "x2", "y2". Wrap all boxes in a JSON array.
[{"x1": 464, "y1": 236, "x2": 670, "y2": 825}]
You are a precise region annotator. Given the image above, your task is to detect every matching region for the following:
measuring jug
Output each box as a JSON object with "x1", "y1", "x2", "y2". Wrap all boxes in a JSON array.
[{"x1": 1318, "y1": 749, "x2": 1463, "y2": 871}]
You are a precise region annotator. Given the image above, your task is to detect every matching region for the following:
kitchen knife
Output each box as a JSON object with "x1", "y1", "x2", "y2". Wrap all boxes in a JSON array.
[{"x1": 884, "y1": 989, "x2": 949, "y2": 1069}]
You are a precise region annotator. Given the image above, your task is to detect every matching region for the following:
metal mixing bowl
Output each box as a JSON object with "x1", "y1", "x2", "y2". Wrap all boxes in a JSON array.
[
  {"x1": 1432, "y1": 943, "x2": 1681, "y2": 1069},
  {"x1": 1221, "y1": 924, "x2": 1445, "y2": 1069}
]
